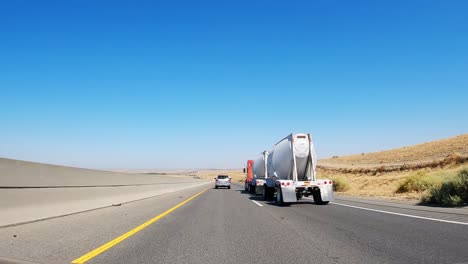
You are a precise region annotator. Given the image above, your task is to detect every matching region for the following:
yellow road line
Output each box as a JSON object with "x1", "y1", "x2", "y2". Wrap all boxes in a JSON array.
[{"x1": 71, "y1": 186, "x2": 211, "y2": 264}]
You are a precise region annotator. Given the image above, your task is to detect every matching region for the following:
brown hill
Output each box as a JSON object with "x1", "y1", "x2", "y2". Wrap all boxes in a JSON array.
[{"x1": 319, "y1": 134, "x2": 468, "y2": 171}]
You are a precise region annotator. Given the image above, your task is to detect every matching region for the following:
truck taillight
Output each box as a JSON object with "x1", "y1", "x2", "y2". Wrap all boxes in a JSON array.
[
  {"x1": 329, "y1": 181, "x2": 332, "y2": 184},
  {"x1": 286, "y1": 182, "x2": 290, "y2": 186},
  {"x1": 323, "y1": 181, "x2": 327, "y2": 185}
]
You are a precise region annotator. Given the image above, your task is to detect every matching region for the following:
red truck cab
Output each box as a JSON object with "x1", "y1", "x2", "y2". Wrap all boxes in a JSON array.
[{"x1": 244, "y1": 160, "x2": 254, "y2": 192}]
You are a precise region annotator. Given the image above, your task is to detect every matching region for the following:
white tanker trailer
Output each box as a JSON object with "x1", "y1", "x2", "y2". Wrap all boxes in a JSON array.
[
  {"x1": 250, "y1": 151, "x2": 268, "y2": 194},
  {"x1": 263, "y1": 133, "x2": 334, "y2": 205}
]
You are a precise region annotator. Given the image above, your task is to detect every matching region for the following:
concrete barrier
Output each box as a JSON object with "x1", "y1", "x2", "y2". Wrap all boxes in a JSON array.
[
  {"x1": 0, "y1": 158, "x2": 211, "y2": 227},
  {"x1": 0, "y1": 158, "x2": 195, "y2": 187}
]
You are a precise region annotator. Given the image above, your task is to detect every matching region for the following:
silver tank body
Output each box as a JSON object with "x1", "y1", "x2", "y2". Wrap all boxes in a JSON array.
[
  {"x1": 269, "y1": 133, "x2": 316, "y2": 181},
  {"x1": 253, "y1": 151, "x2": 268, "y2": 178}
]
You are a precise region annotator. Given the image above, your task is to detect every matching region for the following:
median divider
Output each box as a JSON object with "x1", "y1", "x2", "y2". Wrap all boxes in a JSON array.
[{"x1": 0, "y1": 158, "x2": 210, "y2": 227}]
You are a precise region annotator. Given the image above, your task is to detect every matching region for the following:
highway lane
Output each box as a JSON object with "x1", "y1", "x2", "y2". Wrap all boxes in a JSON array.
[
  {"x1": 87, "y1": 184, "x2": 468, "y2": 264},
  {"x1": 1, "y1": 183, "x2": 468, "y2": 264},
  {"x1": 0, "y1": 184, "x2": 212, "y2": 264}
]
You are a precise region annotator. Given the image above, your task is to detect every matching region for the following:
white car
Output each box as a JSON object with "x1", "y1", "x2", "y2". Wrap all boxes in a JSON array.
[{"x1": 214, "y1": 175, "x2": 231, "y2": 189}]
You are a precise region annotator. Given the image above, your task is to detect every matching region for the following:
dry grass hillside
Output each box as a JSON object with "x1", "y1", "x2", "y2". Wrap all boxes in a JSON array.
[
  {"x1": 319, "y1": 134, "x2": 468, "y2": 169},
  {"x1": 318, "y1": 134, "x2": 468, "y2": 201}
]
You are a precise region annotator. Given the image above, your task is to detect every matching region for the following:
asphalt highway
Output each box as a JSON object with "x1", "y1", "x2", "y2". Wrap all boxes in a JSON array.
[{"x1": 1, "y1": 183, "x2": 468, "y2": 264}]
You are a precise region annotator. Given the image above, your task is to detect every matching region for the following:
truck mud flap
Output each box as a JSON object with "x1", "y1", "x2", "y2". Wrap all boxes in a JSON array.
[
  {"x1": 319, "y1": 185, "x2": 334, "y2": 202},
  {"x1": 281, "y1": 186, "x2": 298, "y2": 203}
]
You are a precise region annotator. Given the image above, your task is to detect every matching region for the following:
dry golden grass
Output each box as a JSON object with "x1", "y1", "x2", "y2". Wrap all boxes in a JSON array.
[
  {"x1": 317, "y1": 134, "x2": 468, "y2": 200},
  {"x1": 319, "y1": 134, "x2": 468, "y2": 168},
  {"x1": 319, "y1": 164, "x2": 468, "y2": 200}
]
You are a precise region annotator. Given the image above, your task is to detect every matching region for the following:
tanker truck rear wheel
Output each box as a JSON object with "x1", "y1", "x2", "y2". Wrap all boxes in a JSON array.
[
  {"x1": 313, "y1": 191, "x2": 329, "y2": 205},
  {"x1": 275, "y1": 188, "x2": 285, "y2": 206},
  {"x1": 262, "y1": 186, "x2": 272, "y2": 201},
  {"x1": 267, "y1": 187, "x2": 274, "y2": 201}
]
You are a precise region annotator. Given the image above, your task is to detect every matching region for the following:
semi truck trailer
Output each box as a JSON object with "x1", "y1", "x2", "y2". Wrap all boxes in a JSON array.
[
  {"x1": 251, "y1": 151, "x2": 268, "y2": 195},
  {"x1": 263, "y1": 133, "x2": 334, "y2": 205}
]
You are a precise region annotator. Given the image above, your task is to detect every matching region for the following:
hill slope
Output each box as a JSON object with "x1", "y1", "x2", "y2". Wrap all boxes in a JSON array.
[
  {"x1": 317, "y1": 134, "x2": 468, "y2": 200},
  {"x1": 319, "y1": 134, "x2": 468, "y2": 169}
]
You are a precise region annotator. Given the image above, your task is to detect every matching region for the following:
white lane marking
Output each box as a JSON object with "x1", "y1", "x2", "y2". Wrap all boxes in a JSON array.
[
  {"x1": 252, "y1": 200, "x2": 264, "y2": 207},
  {"x1": 331, "y1": 202, "x2": 468, "y2": 226}
]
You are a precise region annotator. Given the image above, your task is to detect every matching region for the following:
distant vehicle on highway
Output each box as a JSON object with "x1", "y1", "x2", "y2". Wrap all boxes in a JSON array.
[{"x1": 214, "y1": 175, "x2": 231, "y2": 189}]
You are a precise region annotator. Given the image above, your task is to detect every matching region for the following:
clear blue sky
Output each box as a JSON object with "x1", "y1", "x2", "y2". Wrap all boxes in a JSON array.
[{"x1": 1, "y1": 1, "x2": 467, "y2": 169}]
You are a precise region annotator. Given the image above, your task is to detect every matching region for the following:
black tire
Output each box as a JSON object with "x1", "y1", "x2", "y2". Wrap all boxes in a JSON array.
[
  {"x1": 228, "y1": 186, "x2": 231, "y2": 189},
  {"x1": 215, "y1": 186, "x2": 218, "y2": 189},
  {"x1": 313, "y1": 192, "x2": 320, "y2": 204},
  {"x1": 265, "y1": 187, "x2": 274, "y2": 201},
  {"x1": 268, "y1": 188, "x2": 274, "y2": 201},
  {"x1": 313, "y1": 191, "x2": 329, "y2": 205},
  {"x1": 275, "y1": 188, "x2": 285, "y2": 206},
  {"x1": 244, "y1": 184, "x2": 248, "y2": 192},
  {"x1": 262, "y1": 186, "x2": 268, "y2": 201}
]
